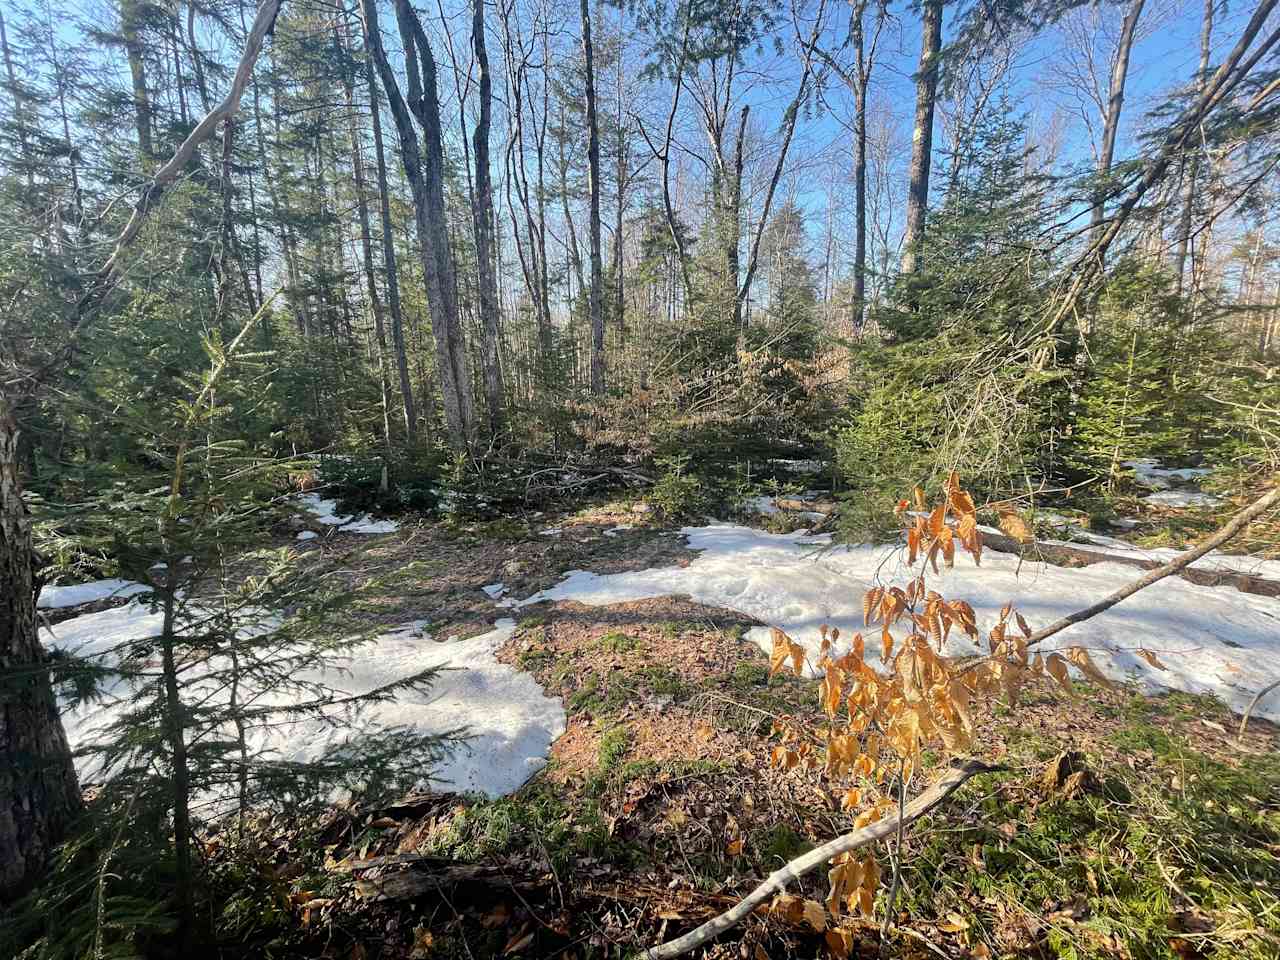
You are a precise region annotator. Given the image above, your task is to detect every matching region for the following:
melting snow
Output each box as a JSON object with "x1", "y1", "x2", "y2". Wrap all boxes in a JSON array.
[
  {"x1": 299, "y1": 493, "x2": 399, "y2": 534},
  {"x1": 520, "y1": 523, "x2": 1280, "y2": 722},
  {"x1": 42, "y1": 605, "x2": 564, "y2": 802},
  {"x1": 1123, "y1": 459, "x2": 1213, "y2": 490},
  {"x1": 38, "y1": 578, "x2": 151, "y2": 609},
  {"x1": 1142, "y1": 490, "x2": 1223, "y2": 508}
]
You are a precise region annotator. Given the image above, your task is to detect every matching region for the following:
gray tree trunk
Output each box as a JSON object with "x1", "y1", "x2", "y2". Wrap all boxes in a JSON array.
[
  {"x1": 367, "y1": 63, "x2": 418, "y2": 443},
  {"x1": 472, "y1": 0, "x2": 506, "y2": 433},
  {"x1": 120, "y1": 0, "x2": 154, "y2": 164},
  {"x1": 900, "y1": 0, "x2": 941, "y2": 276},
  {"x1": 1089, "y1": 0, "x2": 1146, "y2": 247},
  {"x1": 361, "y1": 0, "x2": 476, "y2": 449},
  {"x1": 337, "y1": 20, "x2": 393, "y2": 450},
  {"x1": 1173, "y1": 0, "x2": 1212, "y2": 296},
  {"x1": 581, "y1": 0, "x2": 605, "y2": 394}
]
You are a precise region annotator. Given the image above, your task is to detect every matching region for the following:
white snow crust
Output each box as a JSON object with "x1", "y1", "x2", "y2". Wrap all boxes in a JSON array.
[
  {"x1": 42, "y1": 606, "x2": 565, "y2": 802},
  {"x1": 520, "y1": 524, "x2": 1280, "y2": 722},
  {"x1": 299, "y1": 493, "x2": 400, "y2": 534},
  {"x1": 38, "y1": 578, "x2": 151, "y2": 609}
]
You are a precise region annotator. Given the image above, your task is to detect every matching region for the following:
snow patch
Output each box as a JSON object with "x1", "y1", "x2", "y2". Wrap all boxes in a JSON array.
[
  {"x1": 1142, "y1": 490, "x2": 1223, "y2": 509},
  {"x1": 767, "y1": 459, "x2": 824, "y2": 475},
  {"x1": 519, "y1": 523, "x2": 1280, "y2": 722},
  {"x1": 1123, "y1": 459, "x2": 1213, "y2": 490},
  {"x1": 299, "y1": 493, "x2": 399, "y2": 535},
  {"x1": 482, "y1": 583, "x2": 507, "y2": 599},
  {"x1": 603, "y1": 525, "x2": 634, "y2": 538},
  {"x1": 43, "y1": 605, "x2": 565, "y2": 802},
  {"x1": 38, "y1": 579, "x2": 151, "y2": 610},
  {"x1": 296, "y1": 530, "x2": 319, "y2": 541}
]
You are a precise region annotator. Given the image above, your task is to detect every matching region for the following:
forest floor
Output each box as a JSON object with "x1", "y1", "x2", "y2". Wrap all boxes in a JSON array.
[
  {"x1": 40, "y1": 492, "x2": 1280, "y2": 958},
  {"x1": 188, "y1": 495, "x2": 1280, "y2": 960}
]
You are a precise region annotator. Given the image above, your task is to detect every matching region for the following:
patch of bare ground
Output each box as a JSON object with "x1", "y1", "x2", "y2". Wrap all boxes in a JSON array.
[{"x1": 281, "y1": 512, "x2": 694, "y2": 639}]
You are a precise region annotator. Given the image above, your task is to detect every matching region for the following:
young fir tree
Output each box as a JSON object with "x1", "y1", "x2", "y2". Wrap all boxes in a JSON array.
[
  {"x1": 838, "y1": 100, "x2": 1066, "y2": 520},
  {"x1": 7, "y1": 307, "x2": 454, "y2": 956}
]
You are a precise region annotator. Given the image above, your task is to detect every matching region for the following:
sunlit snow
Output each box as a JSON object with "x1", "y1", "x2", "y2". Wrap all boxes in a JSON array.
[
  {"x1": 299, "y1": 493, "x2": 399, "y2": 534},
  {"x1": 38, "y1": 578, "x2": 151, "y2": 609},
  {"x1": 520, "y1": 523, "x2": 1280, "y2": 722},
  {"x1": 42, "y1": 606, "x2": 564, "y2": 803}
]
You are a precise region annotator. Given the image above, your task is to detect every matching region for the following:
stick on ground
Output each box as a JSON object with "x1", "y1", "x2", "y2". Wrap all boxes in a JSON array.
[{"x1": 643, "y1": 759, "x2": 995, "y2": 960}]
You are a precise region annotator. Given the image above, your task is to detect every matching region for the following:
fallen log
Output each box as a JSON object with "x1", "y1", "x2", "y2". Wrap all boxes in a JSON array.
[
  {"x1": 980, "y1": 531, "x2": 1280, "y2": 598},
  {"x1": 1023, "y1": 484, "x2": 1280, "y2": 648},
  {"x1": 340, "y1": 854, "x2": 548, "y2": 901}
]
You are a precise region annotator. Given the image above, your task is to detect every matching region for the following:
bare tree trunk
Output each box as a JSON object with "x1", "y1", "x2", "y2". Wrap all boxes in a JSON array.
[
  {"x1": 361, "y1": 0, "x2": 476, "y2": 449},
  {"x1": 472, "y1": 0, "x2": 507, "y2": 433},
  {"x1": 120, "y1": 0, "x2": 154, "y2": 164},
  {"x1": 1088, "y1": 0, "x2": 1145, "y2": 254},
  {"x1": 851, "y1": 0, "x2": 869, "y2": 328},
  {"x1": 335, "y1": 22, "x2": 393, "y2": 450},
  {"x1": 581, "y1": 0, "x2": 606, "y2": 394},
  {"x1": 1174, "y1": 0, "x2": 1212, "y2": 297},
  {"x1": 613, "y1": 21, "x2": 627, "y2": 335},
  {"x1": 0, "y1": 9, "x2": 34, "y2": 191},
  {"x1": 367, "y1": 64, "x2": 418, "y2": 443},
  {"x1": 900, "y1": 0, "x2": 941, "y2": 276}
]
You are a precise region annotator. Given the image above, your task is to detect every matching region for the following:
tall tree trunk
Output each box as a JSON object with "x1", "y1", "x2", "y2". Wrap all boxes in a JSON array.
[
  {"x1": 336, "y1": 21, "x2": 393, "y2": 450},
  {"x1": 472, "y1": 0, "x2": 506, "y2": 434},
  {"x1": 120, "y1": 0, "x2": 154, "y2": 164},
  {"x1": 360, "y1": 0, "x2": 475, "y2": 449},
  {"x1": 851, "y1": 0, "x2": 869, "y2": 329},
  {"x1": 612, "y1": 23, "x2": 626, "y2": 335},
  {"x1": 0, "y1": 9, "x2": 35, "y2": 191},
  {"x1": 900, "y1": 0, "x2": 941, "y2": 276},
  {"x1": 1089, "y1": 0, "x2": 1145, "y2": 248},
  {"x1": 581, "y1": 0, "x2": 605, "y2": 394},
  {"x1": 367, "y1": 65, "x2": 418, "y2": 442},
  {"x1": 1174, "y1": 0, "x2": 1212, "y2": 297},
  {"x1": 0, "y1": 400, "x2": 82, "y2": 901}
]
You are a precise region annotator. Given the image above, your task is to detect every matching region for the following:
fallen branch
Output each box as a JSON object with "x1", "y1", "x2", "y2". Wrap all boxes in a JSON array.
[
  {"x1": 1238, "y1": 678, "x2": 1280, "y2": 742},
  {"x1": 1026, "y1": 484, "x2": 1280, "y2": 648},
  {"x1": 643, "y1": 759, "x2": 995, "y2": 960}
]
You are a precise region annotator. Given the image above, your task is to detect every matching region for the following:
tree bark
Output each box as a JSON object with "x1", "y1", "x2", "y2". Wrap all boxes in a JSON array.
[
  {"x1": 367, "y1": 62, "x2": 418, "y2": 443},
  {"x1": 900, "y1": 0, "x2": 941, "y2": 276},
  {"x1": 581, "y1": 0, "x2": 606, "y2": 394},
  {"x1": 0, "y1": 400, "x2": 81, "y2": 901},
  {"x1": 360, "y1": 0, "x2": 476, "y2": 449},
  {"x1": 472, "y1": 0, "x2": 507, "y2": 433},
  {"x1": 851, "y1": 0, "x2": 869, "y2": 328},
  {"x1": 120, "y1": 0, "x2": 154, "y2": 165},
  {"x1": 336, "y1": 20, "x2": 393, "y2": 450},
  {"x1": 1088, "y1": 0, "x2": 1145, "y2": 253},
  {"x1": 1173, "y1": 0, "x2": 1212, "y2": 297}
]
